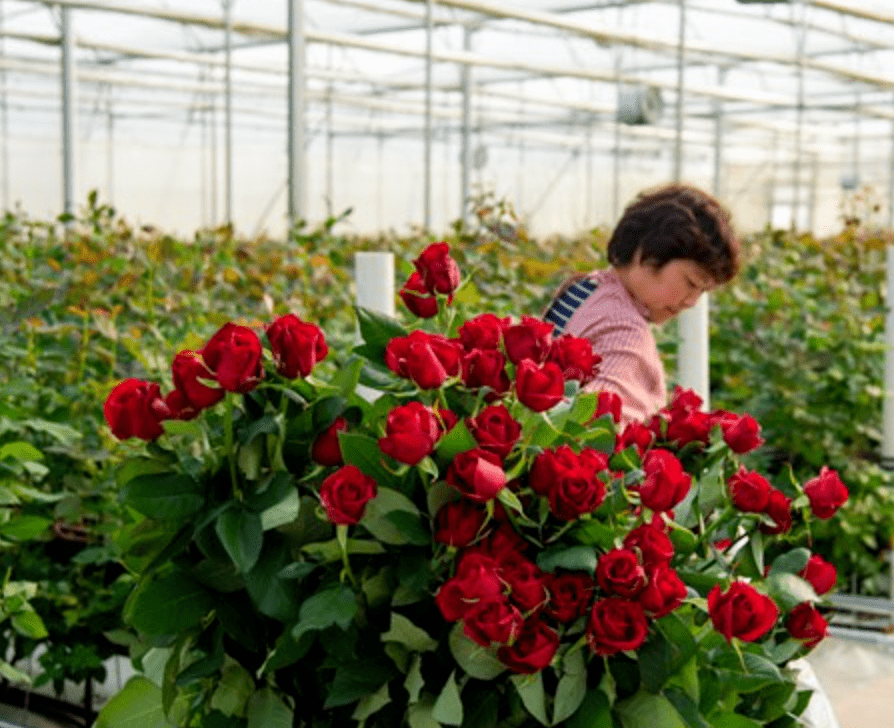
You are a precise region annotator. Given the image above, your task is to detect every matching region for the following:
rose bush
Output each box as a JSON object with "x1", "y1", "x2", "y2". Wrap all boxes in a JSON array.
[{"x1": 95, "y1": 243, "x2": 847, "y2": 728}]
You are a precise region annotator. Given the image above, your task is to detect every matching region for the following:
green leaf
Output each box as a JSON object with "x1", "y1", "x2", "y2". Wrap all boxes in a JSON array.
[
  {"x1": 361, "y1": 486, "x2": 422, "y2": 545},
  {"x1": 510, "y1": 673, "x2": 548, "y2": 727},
  {"x1": 553, "y1": 649, "x2": 587, "y2": 724},
  {"x1": 292, "y1": 584, "x2": 358, "y2": 641},
  {"x1": 536, "y1": 545, "x2": 599, "y2": 574},
  {"x1": 260, "y1": 487, "x2": 300, "y2": 531},
  {"x1": 0, "y1": 515, "x2": 51, "y2": 540},
  {"x1": 0, "y1": 441, "x2": 43, "y2": 462},
  {"x1": 325, "y1": 661, "x2": 395, "y2": 709},
  {"x1": 210, "y1": 662, "x2": 255, "y2": 717},
  {"x1": 244, "y1": 539, "x2": 300, "y2": 622},
  {"x1": 120, "y1": 472, "x2": 205, "y2": 520},
  {"x1": 215, "y1": 508, "x2": 264, "y2": 573},
  {"x1": 301, "y1": 537, "x2": 386, "y2": 561},
  {"x1": 408, "y1": 698, "x2": 443, "y2": 728},
  {"x1": 381, "y1": 612, "x2": 439, "y2": 652},
  {"x1": 714, "y1": 652, "x2": 782, "y2": 692},
  {"x1": 696, "y1": 458, "x2": 726, "y2": 517},
  {"x1": 10, "y1": 610, "x2": 48, "y2": 639},
  {"x1": 663, "y1": 687, "x2": 710, "y2": 728},
  {"x1": 710, "y1": 714, "x2": 762, "y2": 728},
  {"x1": 434, "y1": 420, "x2": 478, "y2": 461},
  {"x1": 247, "y1": 687, "x2": 293, "y2": 728},
  {"x1": 432, "y1": 670, "x2": 464, "y2": 726},
  {"x1": 385, "y1": 510, "x2": 430, "y2": 545},
  {"x1": 0, "y1": 660, "x2": 32, "y2": 686},
  {"x1": 405, "y1": 654, "x2": 425, "y2": 703},
  {"x1": 769, "y1": 548, "x2": 811, "y2": 576},
  {"x1": 565, "y1": 689, "x2": 613, "y2": 728},
  {"x1": 765, "y1": 572, "x2": 817, "y2": 610},
  {"x1": 616, "y1": 690, "x2": 688, "y2": 728},
  {"x1": 93, "y1": 677, "x2": 179, "y2": 728},
  {"x1": 448, "y1": 623, "x2": 505, "y2": 680},
  {"x1": 356, "y1": 306, "x2": 409, "y2": 359},
  {"x1": 128, "y1": 572, "x2": 215, "y2": 636},
  {"x1": 352, "y1": 681, "x2": 392, "y2": 721},
  {"x1": 340, "y1": 432, "x2": 400, "y2": 489}
]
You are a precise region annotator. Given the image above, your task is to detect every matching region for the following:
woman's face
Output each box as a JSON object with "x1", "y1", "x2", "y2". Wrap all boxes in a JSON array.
[{"x1": 619, "y1": 257, "x2": 716, "y2": 324}]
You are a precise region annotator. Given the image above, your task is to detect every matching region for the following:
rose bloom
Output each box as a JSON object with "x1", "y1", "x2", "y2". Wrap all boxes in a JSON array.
[
  {"x1": 636, "y1": 449, "x2": 692, "y2": 513},
  {"x1": 528, "y1": 445, "x2": 579, "y2": 496},
  {"x1": 503, "y1": 316, "x2": 554, "y2": 365},
  {"x1": 799, "y1": 554, "x2": 837, "y2": 596},
  {"x1": 596, "y1": 548, "x2": 648, "y2": 599},
  {"x1": 708, "y1": 581, "x2": 779, "y2": 643},
  {"x1": 171, "y1": 350, "x2": 224, "y2": 410},
  {"x1": 463, "y1": 597, "x2": 524, "y2": 647},
  {"x1": 104, "y1": 378, "x2": 166, "y2": 441},
  {"x1": 544, "y1": 572, "x2": 595, "y2": 623},
  {"x1": 201, "y1": 322, "x2": 264, "y2": 393},
  {"x1": 727, "y1": 466, "x2": 772, "y2": 513},
  {"x1": 461, "y1": 347, "x2": 511, "y2": 399},
  {"x1": 378, "y1": 401, "x2": 442, "y2": 465},
  {"x1": 446, "y1": 448, "x2": 506, "y2": 502},
  {"x1": 586, "y1": 597, "x2": 649, "y2": 657},
  {"x1": 715, "y1": 411, "x2": 764, "y2": 454},
  {"x1": 435, "y1": 553, "x2": 505, "y2": 623},
  {"x1": 547, "y1": 466, "x2": 606, "y2": 521},
  {"x1": 311, "y1": 416, "x2": 348, "y2": 466},
  {"x1": 804, "y1": 466, "x2": 849, "y2": 519},
  {"x1": 595, "y1": 390, "x2": 623, "y2": 424},
  {"x1": 623, "y1": 520, "x2": 675, "y2": 567},
  {"x1": 467, "y1": 404, "x2": 522, "y2": 460},
  {"x1": 639, "y1": 565, "x2": 687, "y2": 618},
  {"x1": 760, "y1": 488, "x2": 793, "y2": 535},
  {"x1": 515, "y1": 360, "x2": 565, "y2": 413},
  {"x1": 457, "y1": 313, "x2": 510, "y2": 351},
  {"x1": 385, "y1": 331, "x2": 462, "y2": 390},
  {"x1": 786, "y1": 602, "x2": 828, "y2": 648},
  {"x1": 265, "y1": 313, "x2": 328, "y2": 379},
  {"x1": 318, "y1": 465, "x2": 378, "y2": 525},
  {"x1": 497, "y1": 617, "x2": 560, "y2": 674},
  {"x1": 399, "y1": 271, "x2": 439, "y2": 319},
  {"x1": 433, "y1": 500, "x2": 488, "y2": 548},
  {"x1": 665, "y1": 408, "x2": 712, "y2": 447},
  {"x1": 547, "y1": 334, "x2": 601, "y2": 384},
  {"x1": 617, "y1": 421, "x2": 655, "y2": 456},
  {"x1": 413, "y1": 241, "x2": 461, "y2": 295}
]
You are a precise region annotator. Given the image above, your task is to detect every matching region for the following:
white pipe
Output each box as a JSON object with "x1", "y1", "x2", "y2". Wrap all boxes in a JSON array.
[
  {"x1": 60, "y1": 6, "x2": 76, "y2": 217},
  {"x1": 884, "y1": 244, "x2": 894, "y2": 462},
  {"x1": 354, "y1": 252, "x2": 395, "y2": 403},
  {"x1": 677, "y1": 297, "x2": 710, "y2": 409}
]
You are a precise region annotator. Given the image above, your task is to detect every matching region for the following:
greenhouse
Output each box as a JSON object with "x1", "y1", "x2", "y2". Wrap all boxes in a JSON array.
[{"x1": 2, "y1": 1, "x2": 894, "y2": 727}]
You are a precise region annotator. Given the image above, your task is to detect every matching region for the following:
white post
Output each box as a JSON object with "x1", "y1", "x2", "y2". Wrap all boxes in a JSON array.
[
  {"x1": 60, "y1": 7, "x2": 77, "y2": 217},
  {"x1": 354, "y1": 252, "x2": 395, "y2": 402},
  {"x1": 677, "y1": 298, "x2": 710, "y2": 409},
  {"x1": 884, "y1": 244, "x2": 894, "y2": 463}
]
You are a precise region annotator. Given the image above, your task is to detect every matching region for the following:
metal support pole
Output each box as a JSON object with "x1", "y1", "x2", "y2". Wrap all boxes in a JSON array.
[
  {"x1": 60, "y1": 6, "x2": 76, "y2": 217},
  {"x1": 0, "y1": 1, "x2": 8, "y2": 212},
  {"x1": 792, "y1": 0, "x2": 806, "y2": 230},
  {"x1": 326, "y1": 83, "x2": 334, "y2": 219},
  {"x1": 355, "y1": 252, "x2": 395, "y2": 402},
  {"x1": 883, "y1": 109, "x2": 894, "y2": 463},
  {"x1": 459, "y1": 26, "x2": 472, "y2": 230},
  {"x1": 712, "y1": 67, "x2": 725, "y2": 200},
  {"x1": 287, "y1": 0, "x2": 306, "y2": 227},
  {"x1": 423, "y1": 0, "x2": 433, "y2": 231},
  {"x1": 106, "y1": 95, "x2": 113, "y2": 203},
  {"x1": 223, "y1": 0, "x2": 233, "y2": 226},
  {"x1": 671, "y1": 0, "x2": 685, "y2": 183}
]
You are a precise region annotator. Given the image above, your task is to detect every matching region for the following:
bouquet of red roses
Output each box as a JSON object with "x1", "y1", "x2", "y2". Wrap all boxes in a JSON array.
[{"x1": 97, "y1": 242, "x2": 847, "y2": 728}]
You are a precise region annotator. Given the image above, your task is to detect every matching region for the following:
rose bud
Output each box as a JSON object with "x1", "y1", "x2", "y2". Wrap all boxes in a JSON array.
[
  {"x1": 385, "y1": 331, "x2": 462, "y2": 390},
  {"x1": 399, "y1": 271, "x2": 439, "y2": 319},
  {"x1": 413, "y1": 241, "x2": 461, "y2": 295},
  {"x1": 378, "y1": 402, "x2": 442, "y2": 465},
  {"x1": 463, "y1": 597, "x2": 524, "y2": 647},
  {"x1": 503, "y1": 316, "x2": 554, "y2": 365},
  {"x1": 544, "y1": 572, "x2": 596, "y2": 623},
  {"x1": 497, "y1": 617, "x2": 560, "y2": 674},
  {"x1": 804, "y1": 466, "x2": 849, "y2": 519},
  {"x1": 547, "y1": 334, "x2": 601, "y2": 383},
  {"x1": 104, "y1": 378, "x2": 166, "y2": 441},
  {"x1": 759, "y1": 488, "x2": 793, "y2": 535},
  {"x1": 727, "y1": 466, "x2": 772, "y2": 513},
  {"x1": 201, "y1": 322, "x2": 263, "y2": 393},
  {"x1": 716, "y1": 411, "x2": 764, "y2": 454},
  {"x1": 586, "y1": 597, "x2": 649, "y2": 657},
  {"x1": 433, "y1": 500, "x2": 488, "y2": 548},
  {"x1": 266, "y1": 313, "x2": 328, "y2": 379},
  {"x1": 799, "y1": 555, "x2": 837, "y2": 596},
  {"x1": 318, "y1": 464, "x2": 377, "y2": 525},
  {"x1": 786, "y1": 602, "x2": 828, "y2": 648},
  {"x1": 458, "y1": 313, "x2": 510, "y2": 351},
  {"x1": 639, "y1": 565, "x2": 687, "y2": 618},
  {"x1": 617, "y1": 421, "x2": 655, "y2": 456},
  {"x1": 311, "y1": 416, "x2": 348, "y2": 466},
  {"x1": 708, "y1": 581, "x2": 779, "y2": 643},
  {"x1": 171, "y1": 350, "x2": 224, "y2": 410},
  {"x1": 596, "y1": 548, "x2": 648, "y2": 599},
  {"x1": 635, "y1": 449, "x2": 692, "y2": 513},
  {"x1": 515, "y1": 360, "x2": 565, "y2": 413},
  {"x1": 467, "y1": 404, "x2": 522, "y2": 460},
  {"x1": 446, "y1": 448, "x2": 506, "y2": 502},
  {"x1": 595, "y1": 390, "x2": 623, "y2": 424}
]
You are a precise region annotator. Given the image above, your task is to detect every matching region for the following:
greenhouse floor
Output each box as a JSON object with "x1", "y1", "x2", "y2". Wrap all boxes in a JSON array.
[{"x1": 0, "y1": 635, "x2": 891, "y2": 728}]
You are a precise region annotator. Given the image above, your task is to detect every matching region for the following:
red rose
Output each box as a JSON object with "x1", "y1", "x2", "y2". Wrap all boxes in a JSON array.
[
  {"x1": 104, "y1": 378, "x2": 166, "y2": 441},
  {"x1": 319, "y1": 464, "x2": 378, "y2": 525},
  {"x1": 497, "y1": 618, "x2": 560, "y2": 674},
  {"x1": 636, "y1": 449, "x2": 692, "y2": 513},
  {"x1": 639, "y1": 565, "x2": 687, "y2": 618},
  {"x1": 515, "y1": 360, "x2": 565, "y2": 412},
  {"x1": 760, "y1": 488, "x2": 793, "y2": 535},
  {"x1": 311, "y1": 416, "x2": 348, "y2": 466},
  {"x1": 786, "y1": 602, "x2": 828, "y2": 648},
  {"x1": 446, "y1": 448, "x2": 506, "y2": 502},
  {"x1": 529, "y1": 445, "x2": 579, "y2": 496},
  {"x1": 385, "y1": 331, "x2": 462, "y2": 390},
  {"x1": 727, "y1": 466, "x2": 772, "y2": 513},
  {"x1": 586, "y1": 597, "x2": 649, "y2": 656},
  {"x1": 378, "y1": 402, "x2": 442, "y2": 465},
  {"x1": 544, "y1": 572, "x2": 595, "y2": 623},
  {"x1": 470, "y1": 522, "x2": 529, "y2": 560},
  {"x1": 799, "y1": 555, "x2": 837, "y2": 596},
  {"x1": 500, "y1": 553, "x2": 548, "y2": 612},
  {"x1": 171, "y1": 350, "x2": 224, "y2": 410},
  {"x1": 435, "y1": 553, "x2": 504, "y2": 622},
  {"x1": 547, "y1": 334, "x2": 601, "y2": 383},
  {"x1": 665, "y1": 408, "x2": 712, "y2": 447},
  {"x1": 623, "y1": 520, "x2": 675, "y2": 567},
  {"x1": 161, "y1": 389, "x2": 199, "y2": 421},
  {"x1": 617, "y1": 421, "x2": 655, "y2": 455},
  {"x1": 668, "y1": 387, "x2": 703, "y2": 412},
  {"x1": 467, "y1": 404, "x2": 522, "y2": 460},
  {"x1": 461, "y1": 348, "x2": 511, "y2": 398},
  {"x1": 708, "y1": 582, "x2": 779, "y2": 643},
  {"x1": 463, "y1": 597, "x2": 524, "y2": 647},
  {"x1": 804, "y1": 466, "x2": 849, "y2": 519},
  {"x1": 201, "y1": 322, "x2": 263, "y2": 393},
  {"x1": 399, "y1": 271, "x2": 440, "y2": 318},
  {"x1": 413, "y1": 241, "x2": 461, "y2": 295},
  {"x1": 595, "y1": 391, "x2": 623, "y2": 424},
  {"x1": 716, "y1": 411, "x2": 764, "y2": 454},
  {"x1": 596, "y1": 548, "x2": 647, "y2": 599},
  {"x1": 433, "y1": 500, "x2": 488, "y2": 548},
  {"x1": 503, "y1": 316, "x2": 554, "y2": 365},
  {"x1": 266, "y1": 314, "x2": 328, "y2": 379},
  {"x1": 458, "y1": 313, "x2": 509, "y2": 351},
  {"x1": 547, "y1": 465, "x2": 606, "y2": 521}
]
